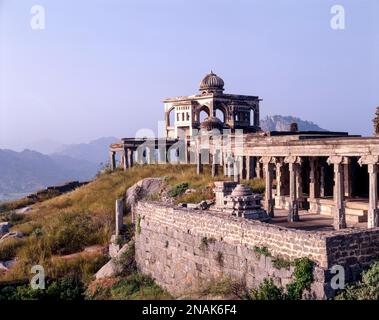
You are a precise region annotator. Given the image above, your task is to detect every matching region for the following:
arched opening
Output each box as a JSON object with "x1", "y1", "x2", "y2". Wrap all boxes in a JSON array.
[
  {"x1": 215, "y1": 108, "x2": 226, "y2": 123},
  {"x1": 167, "y1": 108, "x2": 175, "y2": 127},
  {"x1": 198, "y1": 106, "x2": 210, "y2": 122}
]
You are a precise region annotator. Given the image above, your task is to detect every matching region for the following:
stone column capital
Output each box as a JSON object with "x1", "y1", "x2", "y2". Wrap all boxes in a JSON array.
[
  {"x1": 259, "y1": 156, "x2": 273, "y2": 164},
  {"x1": 284, "y1": 156, "x2": 302, "y2": 165},
  {"x1": 358, "y1": 155, "x2": 379, "y2": 166},
  {"x1": 327, "y1": 156, "x2": 349, "y2": 166}
]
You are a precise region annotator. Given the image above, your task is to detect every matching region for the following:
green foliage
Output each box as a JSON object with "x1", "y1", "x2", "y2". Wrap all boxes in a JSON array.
[
  {"x1": 335, "y1": 261, "x2": 379, "y2": 300},
  {"x1": 254, "y1": 246, "x2": 271, "y2": 257},
  {"x1": 0, "y1": 277, "x2": 85, "y2": 300},
  {"x1": 272, "y1": 257, "x2": 292, "y2": 270},
  {"x1": 116, "y1": 243, "x2": 136, "y2": 276},
  {"x1": 168, "y1": 183, "x2": 189, "y2": 197},
  {"x1": 286, "y1": 257, "x2": 314, "y2": 300},
  {"x1": 250, "y1": 278, "x2": 284, "y2": 300}
]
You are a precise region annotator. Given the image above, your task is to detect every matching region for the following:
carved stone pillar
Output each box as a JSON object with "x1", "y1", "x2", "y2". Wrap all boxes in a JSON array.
[
  {"x1": 128, "y1": 149, "x2": 134, "y2": 168},
  {"x1": 327, "y1": 156, "x2": 347, "y2": 230},
  {"x1": 320, "y1": 165, "x2": 326, "y2": 198},
  {"x1": 109, "y1": 151, "x2": 116, "y2": 171},
  {"x1": 115, "y1": 199, "x2": 124, "y2": 236},
  {"x1": 246, "y1": 156, "x2": 256, "y2": 180},
  {"x1": 122, "y1": 147, "x2": 129, "y2": 171},
  {"x1": 260, "y1": 156, "x2": 275, "y2": 217},
  {"x1": 255, "y1": 158, "x2": 262, "y2": 179},
  {"x1": 359, "y1": 155, "x2": 379, "y2": 228},
  {"x1": 196, "y1": 150, "x2": 203, "y2": 175},
  {"x1": 212, "y1": 151, "x2": 220, "y2": 177},
  {"x1": 344, "y1": 158, "x2": 352, "y2": 198},
  {"x1": 309, "y1": 157, "x2": 317, "y2": 200},
  {"x1": 241, "y1": 156, "x2": 247, "y2": 180},
  {"x1": 275, "y1": 159, "x2": 284, "y2": 197},
  {"x1": 284, "y1": 156, "x2": 302, "y2": 222},
  {"x1": 234, "y1": 156, "x2": 240, "y2": 183}
]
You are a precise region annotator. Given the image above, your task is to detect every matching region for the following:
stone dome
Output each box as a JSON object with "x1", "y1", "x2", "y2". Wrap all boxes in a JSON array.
[
  {"x1": 231, "y1": 184, "x2": 253, "y2": 197},
  {"x1": 199, "y1": 71, "x2": 225, "y2": 93},
  {"x1": 200, "y1": 116, "x2": 224, "y2": 131}
]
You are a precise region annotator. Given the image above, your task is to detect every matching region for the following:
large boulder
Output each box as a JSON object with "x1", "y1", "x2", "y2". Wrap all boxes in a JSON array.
[
  {"x1": 125, "y1": 177, "x2": 165, "y2": 209},
  {"x1": 95, "y1": 241, "x2": 133, "y2": 280},
  {"x1": 0, "y1": 222, "x2": 10, "y2": 238}
]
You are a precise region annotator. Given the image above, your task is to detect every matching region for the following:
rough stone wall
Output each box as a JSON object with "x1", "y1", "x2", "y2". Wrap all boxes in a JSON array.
[
  {"x1": 326, "y1": 230, "x2": 379, "y2": 281},
  {"x1": 134, "y1": 201, "x2": 379, "y2": 299}
]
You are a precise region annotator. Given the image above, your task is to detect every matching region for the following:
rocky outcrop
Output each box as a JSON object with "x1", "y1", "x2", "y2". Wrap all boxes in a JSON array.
[
  {"x1": 0, "y1": 231, "x2": 24, "y2": 241},
  {"x1": 260, "y1": 115, "x2": 326, "y2": 132},
  {"x1": 125, "y1": 178, "x2": 165, "y2": 209},
  {"x1": 95, "y1": 240, "x2": 134, "y2": 280}
]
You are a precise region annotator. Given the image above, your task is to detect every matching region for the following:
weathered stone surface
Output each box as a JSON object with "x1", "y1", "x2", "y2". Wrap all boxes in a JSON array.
[
  {"x1": 134, "y1": 201, "x2": 379, "y2": 300},
  {"x1": 126, "y1": 178, "x2": 164, "y2": 209}
]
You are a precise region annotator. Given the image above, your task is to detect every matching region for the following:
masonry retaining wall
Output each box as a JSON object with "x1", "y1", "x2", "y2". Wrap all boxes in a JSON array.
[{"x1": 134, "y1": 201, "x2": 379, "y2": 299}]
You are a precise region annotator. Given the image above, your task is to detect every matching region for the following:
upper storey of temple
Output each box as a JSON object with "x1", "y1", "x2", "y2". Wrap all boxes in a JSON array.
[{"x1": 163, "y1": 72, "x2": 261, "y2": 139}]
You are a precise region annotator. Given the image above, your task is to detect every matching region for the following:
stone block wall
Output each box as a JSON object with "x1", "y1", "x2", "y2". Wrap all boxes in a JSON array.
[{"x1": 134, "y1": 201, "x2": 379, "y2": 299}]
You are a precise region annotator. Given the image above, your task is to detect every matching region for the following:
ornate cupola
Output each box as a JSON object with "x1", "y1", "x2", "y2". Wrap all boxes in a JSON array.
[{"x1": 199, "y1": 71, "x2": 225, "y2": 94}]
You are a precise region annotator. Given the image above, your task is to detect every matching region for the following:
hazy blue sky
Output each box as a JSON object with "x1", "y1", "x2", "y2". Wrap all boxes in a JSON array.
[{"x1": 0, "y1": 0, "x2": 378, "y2": 151}]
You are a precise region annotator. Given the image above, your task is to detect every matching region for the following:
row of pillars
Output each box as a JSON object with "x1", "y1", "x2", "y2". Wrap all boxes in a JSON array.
[{"x1": 196, "y1": 152, "x2": 379, "y2": 230}]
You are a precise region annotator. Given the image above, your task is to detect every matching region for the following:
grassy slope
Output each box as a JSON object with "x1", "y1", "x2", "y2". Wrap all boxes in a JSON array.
[{"x1": 0, "y1": 164, "x2": 265, "y2": 299}]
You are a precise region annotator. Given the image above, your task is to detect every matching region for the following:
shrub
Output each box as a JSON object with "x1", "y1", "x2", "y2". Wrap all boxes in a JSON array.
[
  {"x1": 286, "y1": 257, "x2": 314, "y2": 300},
  {"x1": 168, "y1": 183, "x2": 189, "y2": 197},
  {"x1": 272, "y1": 257, "x2": 292, "y2": 270},
  {"x1": 0, "y1": 238, "x2": 26, "y2": 261},
  {"x1": 254, "y1": 246, "x2": 271, "y2": 257},
  {"x1": 250, "y1": 278, "x2": 284, "y2": 300},
  {"x1": 335, "y1": 261, "x2": 379, "y2": 300}
]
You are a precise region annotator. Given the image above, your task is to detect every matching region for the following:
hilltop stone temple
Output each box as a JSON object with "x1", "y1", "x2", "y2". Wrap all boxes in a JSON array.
[{"x1": 109, "y1": 71, "x2": 379, "y2": 231}]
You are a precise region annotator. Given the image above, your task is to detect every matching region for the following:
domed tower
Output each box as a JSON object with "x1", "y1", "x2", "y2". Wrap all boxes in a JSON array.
[{"x1": 199, "y1": 71, "x2": 225, "y2": 94}]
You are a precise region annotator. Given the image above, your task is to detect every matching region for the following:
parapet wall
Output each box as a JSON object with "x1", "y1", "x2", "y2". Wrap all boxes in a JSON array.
[{"x1": 134, "y1": 201, "x2": 379, "y2": 298}]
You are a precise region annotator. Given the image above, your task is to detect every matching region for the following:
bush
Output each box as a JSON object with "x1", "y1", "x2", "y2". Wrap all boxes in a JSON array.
[
  {"x1": 335, "y1": 261, "x2": 379, "y2": 300},
  {"x1": 250, "y1": 278, "x2": 284, "y2": 300},
  {"x1": 168, "y1": 183, "x2": 189, "y2": 197},
  {"x1": 286, "y1": 257, "x2": 314, "y2": 300},
  {"x1": 0, "y1": 238, "x2": 26, "y2": 261}
]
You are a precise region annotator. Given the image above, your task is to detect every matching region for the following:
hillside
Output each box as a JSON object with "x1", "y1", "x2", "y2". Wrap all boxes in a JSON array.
[{"x1": 260, "y1": 115, "x2": 327, "y2": 132}]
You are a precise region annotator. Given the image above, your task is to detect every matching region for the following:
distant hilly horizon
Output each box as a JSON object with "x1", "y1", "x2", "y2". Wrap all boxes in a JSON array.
[{"x1": 0, "y1": 115, "x2": 326, "y2": 198}]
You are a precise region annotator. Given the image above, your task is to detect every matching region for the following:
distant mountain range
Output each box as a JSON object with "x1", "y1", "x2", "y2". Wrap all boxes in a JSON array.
[
  {"x1": 0, "y1": 116, "x2": 327, "y2": 197},
  {"x1": 0, "y1": 137, "x2": 118, "y2": 196},
  {"x1": 260, "y1": 115, "x2": 326, "y2": 132}
]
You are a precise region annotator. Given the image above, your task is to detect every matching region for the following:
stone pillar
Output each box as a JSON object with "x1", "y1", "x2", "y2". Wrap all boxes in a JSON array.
[
  {"x1": 197, "y1": 150, "x2": 203, "y2": 175},
  {"x1": 122, "y1": 148, "x2": 129, "y2": 171},
  {"x1": 344, "y1": 158, "x2": 352, "y2": 198},
  {"x1": 261, "y1": 156, "x2": 274, "y2": 217},
  {"x1": 212, "y1": 151, "x2": 219, "y2": 177},
  {"x1": 358, "y1": 155, "x2": 379, "y2": 228},
  {"x1": 320, "y1": 165, "x2": 326, "y2": 198},
  {"x1": 241, "y1": 156, "x2": 247, "y2": 180},
  {"x1": 158, "y1": 147, "x2": 166, "y2": 164},
  {"x1": 368, "y1": 164, "x2": 379, "y2": 228},
  {"x1": 128, "y1": 149, "x2": 134, "y2": 168},
  {"x1": 246, "y1": 156, "x2": 256, "y2": 180},
  {"x1": 309, "y1": 157, "x2": 317, "y2": 200},
  {"x1": 275, "y1": 159, "x2": 283, "y2": 197},
  {"x1": 233, "y1": 157, "x2": 240, "y2": 183},
  {"x1": 115, "y1": 199, "x2": 124, "y2": 236},
  {"x1": 285, "y1": 156, "x2": 301, "y2": 222},
  {"x1": 109, "y1": 151, "x2": 116, "y2": 171},
  {"x1": 327, "y1": 156, "x2": 347, "y2": 230},
  {"x1": 296, "y1": 162, "x2": 302, "y2": 203},
  {"x1": 255, "y1": 158, "x2": 262, "y2": 179}
]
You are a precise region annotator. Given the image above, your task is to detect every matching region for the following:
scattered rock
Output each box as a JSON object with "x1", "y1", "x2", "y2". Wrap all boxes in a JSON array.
[
  {"x1": 0, "y1": 222, "x2": 10, "y2": 237},
  {"x1": 15, "y1": 206, "x2": 32, "y2": 214},
  {"x1": 96, "y1": 240, "x2": 134, "y2": 280},
  {"x1": 0, "y1": 231, "x2": 24, "y2": 241},
  {"x1": 0, "y1": 260, "x2": 15, "y2": 272},
  {"x1": 184, "y1": 188, "x2": 197, "y2": 195}
]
